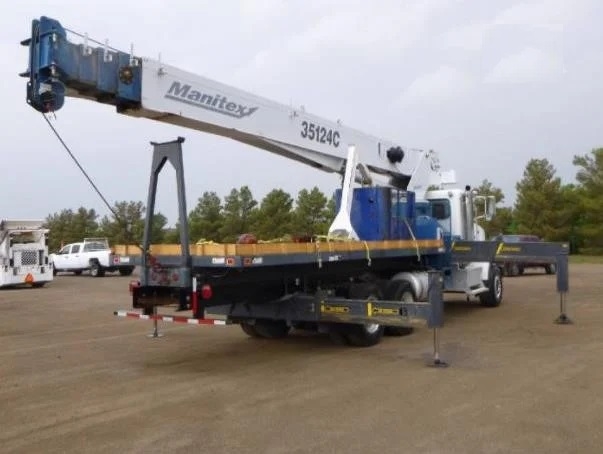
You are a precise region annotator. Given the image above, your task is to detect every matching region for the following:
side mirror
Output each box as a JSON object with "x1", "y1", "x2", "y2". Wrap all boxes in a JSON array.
[
  {"x1": 473, "y1": 195, "x2": 497, "y2": 222},
  {"x1": 486, "y1": 195, "x2": 496, "y2": 221}
]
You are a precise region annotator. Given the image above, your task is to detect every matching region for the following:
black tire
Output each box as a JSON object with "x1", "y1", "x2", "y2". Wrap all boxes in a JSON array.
[
  {"x1": 90, "y1": 262, "x2": 105, "y2": 277},
  {"x1": 240, "y1": 322, "x2": 261, "y2": 338},
  {"x1": 328, "y1": 323, "x2": 351, "y2": 345},
  {"x1": 336, "y1": 284, "x2": 385, "y2": 347},
  {"x1": 384, "y1": 326, "x2": 414, "y2": 337},
  {"x1": 345, "y1": 323, "x2": 385, "y2": 347},
  {"x1": 119, "y1": 267, "x2": 135, "y2": 276},
  {"x1": 74, "y1": 270, "x2": 82, "y2": 276},
  {"x1": 545, "y1": 263, "x2": 556, "y2": 275},
  {"x1": 384, "y1": 280, "x2": 415, "y2": 337},
  {"x1": 52, "y1": 267, "x2": 57, "y2": 276},
  {"x1": 31, "y1": 282, "x2": 46, "y2": 288},
  {"x1": 252, "y1": 320, "x2": 291, "y2": 339},
  {"x1": 479, "y1": 264, "x2": 503, "y2": 307},
  {"x1": 509, "y1": 263, "x2": 520, "y2": 277}
]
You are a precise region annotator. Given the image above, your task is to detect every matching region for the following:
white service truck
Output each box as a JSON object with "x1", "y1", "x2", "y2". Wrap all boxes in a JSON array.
[
  {"x1": 0, "y1": 219, "x2": 53, "y2": 288},
  {"x1": 50, "y1": 237, "x2": 135, "y2": 277}
]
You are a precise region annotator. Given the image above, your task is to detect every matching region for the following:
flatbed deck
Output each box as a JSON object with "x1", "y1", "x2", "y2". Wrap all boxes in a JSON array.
[{"x1": 114, "y1": 239, "x2": 445, "y2": 268}]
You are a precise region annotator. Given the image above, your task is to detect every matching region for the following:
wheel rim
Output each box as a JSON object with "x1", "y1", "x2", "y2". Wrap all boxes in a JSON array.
[
  {"x1": 401, "y1": 290, "x2": 414, "y2": 303},
  {"x1": 364, "y1": 323, "x2": 380, "y2": 334},
  {"x1": 364, "y1": 293, "x2": 381, "y2": 334},
  {"x1": 494, "y1": 275, "x2": 502, "y2": 299}
]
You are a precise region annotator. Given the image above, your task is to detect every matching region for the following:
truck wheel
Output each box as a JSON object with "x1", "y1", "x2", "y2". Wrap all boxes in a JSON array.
[
  {"x1": 509, "y1": 263, "x2": 520, "y2": 277},
  {"x1": 340, "y1": 285, "x2": 385, "y2": 347},
  {"x1": 74, "y1": 270, "x2": 82, "y2": 276},
  {"x1": 545, "y1": 263, "x2": 556, "y2": 275},
  {"x1": 240, "y1": 322, "x2": 261, "y2": 338},
  {"x1": 345, "y1": 323, "x2": 385, "y2": 347},
  {"x1": 252, "y1": 320, "x2": 291, "y2": 339},
  {"x1": 328, "y1": 323, "x2": 351, "y2": 345},
  {"x1": 479, "y1": 265, "x2": 503, "y2": 307},
  {"x1": 385, "y1": 280, "x2": 415, "y2": 337},
  {"x1": 90, "y1": 262, "x2": 105, "y2": 277},
  {"x1": 119, "y1": 267, "x2": 135, "y2": 276}
]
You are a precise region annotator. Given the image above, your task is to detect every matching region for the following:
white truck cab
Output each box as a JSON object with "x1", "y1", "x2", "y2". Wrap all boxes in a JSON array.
[{"x1": 50, "y1": 237, "x2": 135, "y2": 277}]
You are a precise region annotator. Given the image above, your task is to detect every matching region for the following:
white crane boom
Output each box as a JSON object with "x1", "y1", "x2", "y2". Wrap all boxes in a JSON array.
[{"x1": 21, "y1": 16, "x2": 447, "y2": 192}]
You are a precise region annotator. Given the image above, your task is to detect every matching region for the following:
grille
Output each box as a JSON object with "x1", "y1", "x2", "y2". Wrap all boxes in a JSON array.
[{"x1": 19, "y1": 250, "x2": 38, "y2": 266}]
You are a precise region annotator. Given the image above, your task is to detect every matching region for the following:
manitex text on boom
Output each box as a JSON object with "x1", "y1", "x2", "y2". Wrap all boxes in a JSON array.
[{"x1": 164, "y1": 81, "x2": 259, "y2": 119}]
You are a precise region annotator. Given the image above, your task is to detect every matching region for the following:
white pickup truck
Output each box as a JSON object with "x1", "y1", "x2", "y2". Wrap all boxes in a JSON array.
[{"x1": 50, "y1": 237, "x2": 135, "y2": 277}]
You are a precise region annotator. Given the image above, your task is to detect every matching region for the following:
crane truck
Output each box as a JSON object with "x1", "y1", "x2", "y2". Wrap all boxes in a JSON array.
[{"x1": 19, "y1": 16, "x2": 570, "y2": 351}]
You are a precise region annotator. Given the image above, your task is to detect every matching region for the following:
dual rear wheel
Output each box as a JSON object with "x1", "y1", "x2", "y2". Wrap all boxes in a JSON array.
[{"x1": 239, "y1": 280, "x2": 415, "y2": 347}]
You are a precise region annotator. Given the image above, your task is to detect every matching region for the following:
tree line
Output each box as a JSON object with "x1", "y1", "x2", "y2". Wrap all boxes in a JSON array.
[
  {"x1": 476, "y1": 148, "x2": 603, "y2": 254},
  {"x1": 43, "y1": 147, "x2": 603, "y2": 255},
  {"x1": 43, "y1": 187, "x2": 336, "y2": 251}
]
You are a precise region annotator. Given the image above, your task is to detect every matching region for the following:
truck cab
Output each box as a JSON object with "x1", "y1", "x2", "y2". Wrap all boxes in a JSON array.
[
  {"x1": 418, "y1": 186, "x2": 501, "y2": 305},
  {"x1": 424, "y1": 186, "x2": 495, "y2": 242}
]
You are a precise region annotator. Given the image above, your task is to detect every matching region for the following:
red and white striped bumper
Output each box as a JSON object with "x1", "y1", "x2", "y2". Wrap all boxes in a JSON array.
[{"x1": 114, "y1": 310, "x2": 229, "y2": 326}]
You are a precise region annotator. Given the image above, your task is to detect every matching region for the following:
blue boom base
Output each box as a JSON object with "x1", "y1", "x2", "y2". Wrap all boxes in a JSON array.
[{"x1": 334, "y1": 187, "x2": 441, "y2": 242}]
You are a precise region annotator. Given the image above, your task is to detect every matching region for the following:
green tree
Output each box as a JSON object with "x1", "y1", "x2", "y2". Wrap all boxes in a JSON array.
[
  {"x1": 149, "y1": 213, "x2": 168, "y2": 243},
  {"x1": 514, "y1": 158, "x2": 564, "y2": 240},
  {"x1": 219, "y1": 186, "x2": 258, "y2": 242},
  {"x1": 474, "y1": 179, "x2": 504, "y2": 204},
  {"x1": 44, "y1": 207, "x2": 99, "y2": 251},
  {"x1": 253, "y1": 189, "x2": 294, "y2": 239},
  {"x1": 163, "y1": 226, "x2": 180, "y2": 244},
  {"x1": 325, "y1": 193, "x2": 337, "y2": 225},
  {"x1": 292, "y1": 187, "x2": 331, "y2": 236},
  {"x1": 189, "y1": 191, "x2": 223, "y2": 242},
  {"x1": 572, "y1": 148, "x2": 603, "y2": 250},
  {"x1": 97, "y1": 201, "x2": 167, "y2": 245},
  {"x1": 98, "y1": 201, "x2": 145, "y2": 244},
  {"x1": 486, "y1": 206, "x2": 515, "y2": 236}
]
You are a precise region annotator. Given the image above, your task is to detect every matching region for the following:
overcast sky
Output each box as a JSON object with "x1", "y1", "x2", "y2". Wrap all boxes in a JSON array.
[{"x1": 4, "y1": 0, "x2": 602, "y2": 225}]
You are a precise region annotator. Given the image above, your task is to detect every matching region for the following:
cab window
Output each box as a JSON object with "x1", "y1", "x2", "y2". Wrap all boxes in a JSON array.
[{"x1": 429, "y1": 199, "x2": 452, "y2": 233}]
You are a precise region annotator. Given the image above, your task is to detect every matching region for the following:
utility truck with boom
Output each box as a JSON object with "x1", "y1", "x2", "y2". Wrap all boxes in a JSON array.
[
  {"x1": 19, "y1": 16, "x2": 569, "y2": 351},
  {"x1": 0, "y1": 219, "x2": 53, "y2": 288}
]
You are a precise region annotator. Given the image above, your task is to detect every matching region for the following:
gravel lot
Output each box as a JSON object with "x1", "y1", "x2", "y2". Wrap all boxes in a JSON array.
[{"x1": 1, "y1": 264, "x2": 602, "y2": 454}]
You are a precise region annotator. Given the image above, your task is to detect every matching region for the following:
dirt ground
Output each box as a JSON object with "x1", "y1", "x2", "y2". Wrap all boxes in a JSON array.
[{"x1": 1, "y1": 264, "x2": 602, "y2": 454}]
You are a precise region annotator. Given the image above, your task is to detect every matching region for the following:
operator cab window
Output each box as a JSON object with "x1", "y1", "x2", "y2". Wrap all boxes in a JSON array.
[
  {"x1": 71, "y1": 245, "x2": 80, "y2": 253},
  {"x1": 430, "y1": 199, "x2": 452, "y2": 233},
  {"x1": 59, "y1": 245, "x2": 70, "y2": 254}
]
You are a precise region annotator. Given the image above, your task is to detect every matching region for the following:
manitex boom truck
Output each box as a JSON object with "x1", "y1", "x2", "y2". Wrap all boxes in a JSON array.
[{"x1": 20, "y1": 16, "x2": 570, "y2": 354}]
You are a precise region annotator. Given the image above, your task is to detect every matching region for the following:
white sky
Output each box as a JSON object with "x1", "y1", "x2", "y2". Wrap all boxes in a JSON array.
[{"x1": 3, "y1": 0, "x2": 602, "y2": 225}]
